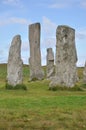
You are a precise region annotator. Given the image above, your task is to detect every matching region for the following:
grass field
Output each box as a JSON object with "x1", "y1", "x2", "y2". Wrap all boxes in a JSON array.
[{"x1": 0, "y1": 64, "x2": 86, "y2": 130}]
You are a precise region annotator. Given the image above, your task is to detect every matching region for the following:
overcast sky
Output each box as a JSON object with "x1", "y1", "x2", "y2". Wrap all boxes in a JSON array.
[{"x1": 0, "y1": 0, "x2": 86, "y2": 66}]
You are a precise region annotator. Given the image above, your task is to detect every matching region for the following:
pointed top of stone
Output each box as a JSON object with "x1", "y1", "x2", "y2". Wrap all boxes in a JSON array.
[
  {"x1": 11, "y1": 35, "x2": 21, "y2": 47},
  {"x1": 9, "y1": 35, "x2": 21, "y2": 59},
  {"x1": 13, "y1": 34, "x2": 21, "y2": 39},
  {"x1": 12, "y1": 35, "x2": 21, "y2": 42}
]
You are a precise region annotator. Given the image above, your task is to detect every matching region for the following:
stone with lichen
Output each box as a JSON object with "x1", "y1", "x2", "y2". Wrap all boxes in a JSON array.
[
  {"x1": 7, "y1": 35, "x2": 23, "y2": 86},
  {"x1": 49, "y1": 25, "x2": 78, "y2": 88}
]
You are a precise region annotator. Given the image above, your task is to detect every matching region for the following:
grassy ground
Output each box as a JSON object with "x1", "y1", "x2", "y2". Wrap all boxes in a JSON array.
[{"x1": 0, "y1": 64, "x2": 86, "y2": 130}]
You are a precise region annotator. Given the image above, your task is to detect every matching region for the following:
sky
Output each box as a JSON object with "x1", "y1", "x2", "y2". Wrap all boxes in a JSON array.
[{"x1": 0, "y1": 0, "x2": 86, "y2": 66}]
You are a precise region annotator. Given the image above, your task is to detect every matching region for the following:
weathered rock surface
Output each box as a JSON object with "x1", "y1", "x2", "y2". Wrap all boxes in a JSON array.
[
  {"x1": 46, "y1": 48, "x2": 55, "y2": 79},
  {"x1": 29, "y1": 23, "x2": 44, "y2": 80},
  {"x1": 50, "y1": 25, "x2": 78, "y2": 88},
  {"x1": 83, "y1": 61, "x2": 86, "y2": 83},
  {"x1": 7, "y1": 35, "x2": 23, "y2": 86}
]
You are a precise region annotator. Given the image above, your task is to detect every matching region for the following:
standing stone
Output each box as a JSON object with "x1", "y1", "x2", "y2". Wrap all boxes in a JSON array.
[
  {"x1": 50, "y1": 25, "x2": 78, "y2": 88},
  {"x1": 7, "y1": 35, "x2": 23, "y2": 86},
  {"x1": 29, "y1": 23, "x2": 44, "y2": 80},
  {"x1": 83, "y1": 61, "x2": 86, "y2": 83},
  {"x1": 46, "y1": 48, "x2": 55, "y2": 79}
]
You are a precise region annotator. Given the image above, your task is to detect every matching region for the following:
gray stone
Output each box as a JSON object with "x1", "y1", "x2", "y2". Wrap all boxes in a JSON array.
[
  {"x1": 7, "y1": 35, "x2": 23, "y2": 86},
  {"x1": 29, "y1": 23, "x2": 44, "y2": 80},
  {"x1": 83, "y1": 61, "x2": 86, "y2": 83},
  {"x1": 46, "y1": 48, "x2": 55, "y2": 79},
  {"x1": 50, "y1": 25, "x2": 78, "y2": 88}
]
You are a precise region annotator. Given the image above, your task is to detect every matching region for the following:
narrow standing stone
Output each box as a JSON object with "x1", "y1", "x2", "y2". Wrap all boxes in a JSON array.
[
  {"x1": 46, "y1": 48, "x2": 55, "y2": 79},
  {"x1": 29, "y1": 23, "x2": 44, "y2": 80},
  {"x1": 83, "y1": 61, "x2": 86, "y2": 83},
  {"x1": 50, "y1": 25, "x2": 78, "y2": 88},
  {"x1": 7, "y1": 35, "x2": 23, "y2": 86}
]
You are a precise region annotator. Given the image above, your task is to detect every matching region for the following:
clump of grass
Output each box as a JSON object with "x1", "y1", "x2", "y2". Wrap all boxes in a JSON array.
[
  {"x1": 5, "y1": 83, "x2": 27, "y2": 90},
  {"x1": 31, "y1": 77, "x2": 39, "y2": 81},
  {"x1": 80, "y1": 84, "x2": 86, "y2": 91},
  {"x1": 81, "y1": 84, "x2": 86, "y2": 88},
  {"x1": 28, "y1": 77, "x2": 39, "y2": 82},
  {"x1": 29, "y1": 77, "x2": 44, "y2": 82},
  {"x1": 49, "y1": 85, "x2": 83, "y2": 91}
]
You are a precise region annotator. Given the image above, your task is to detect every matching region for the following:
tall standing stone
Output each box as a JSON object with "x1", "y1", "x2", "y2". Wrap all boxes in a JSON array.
[
  {"x1": 83, "y1": 61, "x2": 86, "y2": 83},
  {"x1": 29, "y1": 23, "x2": 44, "y2": 80},
  {"x1": 50, "y1": 25, "x2": 78, "y2": 88},
  {"x1": 7, "y1": 35, "x2": 23, "y2": 86},
  {"x1": 46, "y1": 48, "x2": 55, "y2": 79}
]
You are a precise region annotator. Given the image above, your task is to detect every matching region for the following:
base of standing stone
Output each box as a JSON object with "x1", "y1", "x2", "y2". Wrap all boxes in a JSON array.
[
  {"x1": 49, "y1": 76, "x2": 76, "y2": 89},
  {"x1": 29, "y1": 70, "x2": 44, "y2": 81},
  {"x1": 5, "y1": 83, "x2": 27, "y2": 90}
]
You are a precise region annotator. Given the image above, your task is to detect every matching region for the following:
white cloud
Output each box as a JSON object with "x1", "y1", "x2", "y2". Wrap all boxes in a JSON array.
[
  {"x1": 0, "y1": 48, "x2": 8, "y2": 63},
  {"x1": 48, "y1": 0, "x2": 76, "y2": 9},
  {"x1": 3, "y1": 0, "x2": 21, "y2": 6},
  {"x1": 75, "y1": 28, "x2": 86, "y2": 66},
  {"x1": 48, "y1": 0, "x2": 86, "y2": 9},
  {"x1": 21, "y1": 56, "x2": 28, "y2": 64},
  {"x1": 0, "y1": 57, "x2": 6, "y2": 63},
  {"x1": 0, "y1": 50, "x2": 4, "y2": 55},
  {"x1": 44, "y1": 38, "x2": 55, "y2": 47},
  {"x1": 80, "y1": 0, "x2": 86, "y2": 8},
  {"x1": 76, "y1": 29, "x2": 86, "y2": 40},
  {"x1": 0, "y1": 17, "x2": 30, "y2": 26},
  {"x1": 49, "y1": 3, "x2": 67, "y2": 9},
  {"x1": 41, "y1": 38, "x2": 56, "y2": 49},
  {"x1": 41, "y1": 16, "x2": 56, "y2": 51},
  {"x1": 9, "y1": 17, "x2": 29, "y2": 24},
  {"x1": 77, "y1": 56, "x2": 86, "y2": 67},
  {"x1": 42, "y1": 16, "x2": 57, "y2": 37},
  {"x1": 41, "y1": 16, "x2": 56, "y2": 52},
  {"x1": 21, "y1": 41, "x2": 29, "y2": 64},
  {"x1": 21, "y1": 41, "x2": 29, "y2": 52},
  {"x1": 41, "y1": 16, "x2": 56, "y2": 65}
]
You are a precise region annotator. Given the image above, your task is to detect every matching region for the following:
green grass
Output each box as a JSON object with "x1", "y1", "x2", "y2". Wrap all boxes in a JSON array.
[
  {"x1": 5, "y1": 83, "x2": 27, "y2": 90},
  {"x1": 0, "y1": 64, "x2": 86, "y2": 130}
]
